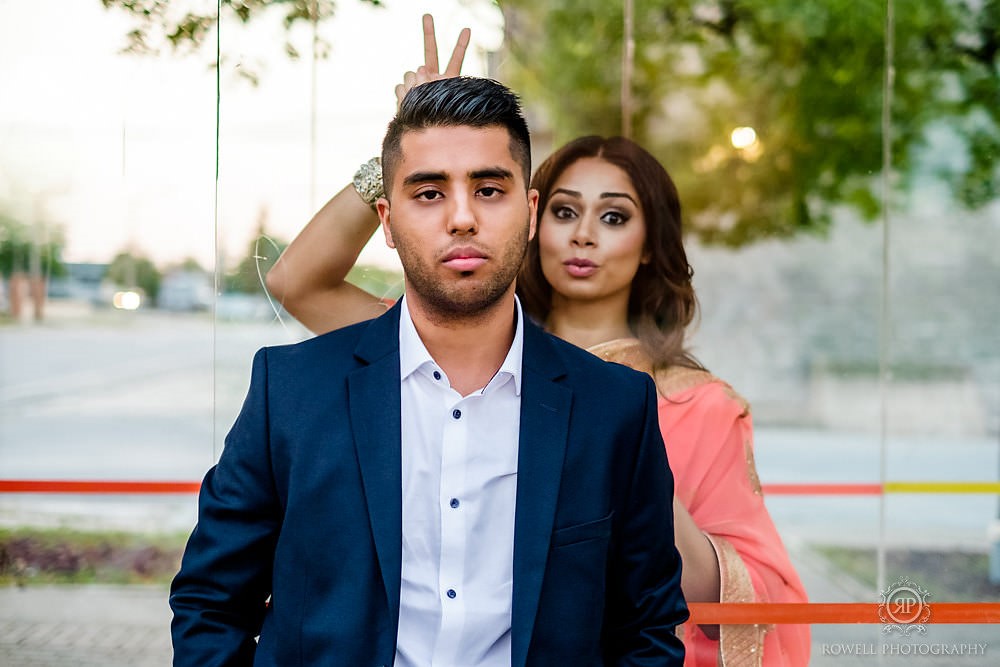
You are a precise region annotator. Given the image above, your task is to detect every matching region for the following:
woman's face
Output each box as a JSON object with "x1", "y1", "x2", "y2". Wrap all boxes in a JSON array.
[{"x1": 538, "y1": 157, "x2": 648, "y2": 307}]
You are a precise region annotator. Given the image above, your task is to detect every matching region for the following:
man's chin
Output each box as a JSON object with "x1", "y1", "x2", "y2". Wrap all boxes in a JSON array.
[{"x1": 413, "y1": 284, "x2": 512, "y2": 320}]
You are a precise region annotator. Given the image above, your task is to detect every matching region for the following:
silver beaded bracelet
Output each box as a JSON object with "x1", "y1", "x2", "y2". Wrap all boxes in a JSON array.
[{"x1": 352, "y1": 156, "x2": 384, "y2": 210}]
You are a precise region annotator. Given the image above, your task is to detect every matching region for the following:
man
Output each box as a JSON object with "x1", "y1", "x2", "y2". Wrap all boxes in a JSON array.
[{"x1": 170, "y1": 76, "x2": 688, "y2": 666}]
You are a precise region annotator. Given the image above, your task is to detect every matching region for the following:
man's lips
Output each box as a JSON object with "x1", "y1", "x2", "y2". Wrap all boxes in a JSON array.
[
  {"x1": 564, "y1": 258, "x2": 598, "y2": 278},
  {"x1": 442, "y1": 247, "x2": 488, "y2": 272}
]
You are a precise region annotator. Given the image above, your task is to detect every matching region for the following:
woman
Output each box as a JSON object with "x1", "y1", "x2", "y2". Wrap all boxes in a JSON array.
[
  {"x1": 265, "y1": 17, "x2": 809, "y2": 666},
  {"x1": 518, "y1": 135, "x2": 810, "y2": 666}
]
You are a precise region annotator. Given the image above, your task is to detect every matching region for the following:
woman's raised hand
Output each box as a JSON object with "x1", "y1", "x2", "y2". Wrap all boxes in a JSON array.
[{"x1": 395, "y1": 14, "x2": 471, "y2": 108}]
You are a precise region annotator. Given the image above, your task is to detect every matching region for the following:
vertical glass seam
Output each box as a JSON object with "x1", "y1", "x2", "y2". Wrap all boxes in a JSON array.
[
  {"x1": 213, "y1": 0, "x2": 222, "y2": 464},
  {"x1": 877, "y1": 0, "x2": 896, "y2": 598}
]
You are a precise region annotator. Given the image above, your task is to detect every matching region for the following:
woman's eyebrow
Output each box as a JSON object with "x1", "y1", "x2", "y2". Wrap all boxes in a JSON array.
[{"x1": 600, "y1": 192, "x2": 638, "y2": 205}]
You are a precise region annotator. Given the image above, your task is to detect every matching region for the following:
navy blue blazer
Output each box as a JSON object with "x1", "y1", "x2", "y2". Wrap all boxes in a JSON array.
[{"x1": 170, "y1": 303, "x2": 688, "y2": 666}]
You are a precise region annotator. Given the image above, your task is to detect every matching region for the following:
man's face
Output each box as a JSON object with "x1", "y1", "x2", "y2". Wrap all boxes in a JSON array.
[{"x1": 378, "y1": 125, "x2": 538, "y2": 320}]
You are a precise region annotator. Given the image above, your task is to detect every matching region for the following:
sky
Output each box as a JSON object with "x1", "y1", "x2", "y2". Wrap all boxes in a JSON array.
[{"x1": 0, "y1": 0, "x2": 504, "y2": 270}]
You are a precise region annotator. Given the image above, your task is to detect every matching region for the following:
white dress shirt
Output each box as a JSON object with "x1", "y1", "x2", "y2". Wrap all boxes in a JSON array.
[{"x1": 394, "y1": 296, "x2": 523, "y2": 667}]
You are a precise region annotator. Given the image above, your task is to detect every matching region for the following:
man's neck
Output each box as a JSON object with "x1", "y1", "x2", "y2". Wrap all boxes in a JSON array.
[{"x1": 405, "y1": 292, "x2": 518, "y2": 397}]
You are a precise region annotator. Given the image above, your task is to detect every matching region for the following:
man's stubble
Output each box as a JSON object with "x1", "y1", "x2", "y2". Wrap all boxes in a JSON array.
[{"x1": 394, "y1": 220, "x2": 530, "y2": 326}]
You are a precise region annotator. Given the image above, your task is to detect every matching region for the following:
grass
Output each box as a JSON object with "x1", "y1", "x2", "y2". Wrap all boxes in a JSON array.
[
  {"x1": 0, "y1": 527, "x2": 187, "y2": 586},
  {"x1": 813, "y1": 544, "x2": 1000, "y2": 601}
]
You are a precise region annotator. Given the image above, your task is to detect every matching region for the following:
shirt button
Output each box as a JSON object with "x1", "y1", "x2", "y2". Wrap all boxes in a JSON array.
[
  {"x1": 450, "y1": 498, "x2": 460, "y2": 509},
  {"x1": 433, "y1": 371, "x2": 441, "y2": 380},
  {"x1": 452, "y1": 409, "x2": 462, "y2": 420},
  {"x1": 446, "y1": 589, "x2": 457, "y2": 599}
]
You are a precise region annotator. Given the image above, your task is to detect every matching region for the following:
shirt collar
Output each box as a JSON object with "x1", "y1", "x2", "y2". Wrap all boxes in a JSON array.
[{"x1": 398, "y1": 294, "x2": 524, "y2": 396}]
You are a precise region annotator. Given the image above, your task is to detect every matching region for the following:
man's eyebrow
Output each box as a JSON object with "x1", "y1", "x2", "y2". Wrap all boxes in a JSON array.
[
  {"x1": 402, "y1": 167, "x2": 515, "y2": 187},
  {"x1": 402, "y1": 171, "x2": 447, "y2": 186},
  {"x1": 470, "y1": 167, "x2": 514, "y2": 180}
]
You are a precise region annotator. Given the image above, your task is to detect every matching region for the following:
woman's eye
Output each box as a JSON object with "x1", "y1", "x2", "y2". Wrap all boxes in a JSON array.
[
  {"x1": 552, "y1": 205, "x2": 576, "y2": 220},
  {"x1": 601, "y1": 210, "x2": 628, "y2": 226}
]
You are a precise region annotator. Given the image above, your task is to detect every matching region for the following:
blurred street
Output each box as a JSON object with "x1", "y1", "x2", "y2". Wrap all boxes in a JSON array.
[{"x1": 2, "y1": 304, "x2": 997, "y2": 547}]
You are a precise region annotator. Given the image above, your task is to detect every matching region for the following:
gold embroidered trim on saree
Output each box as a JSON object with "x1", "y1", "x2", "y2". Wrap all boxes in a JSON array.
[
  {"x1": 707, "y1": 534, "x2": 769, "y2": 666},
  {"x1": 587, "y1": 339, "x2": 749, "y2": 411},
  {"x1": 588, "y1": 338, "x2": 655, "y2": 376},
  {"x1": 744, "y1": 439, "x2": 763, "y2": 497}
]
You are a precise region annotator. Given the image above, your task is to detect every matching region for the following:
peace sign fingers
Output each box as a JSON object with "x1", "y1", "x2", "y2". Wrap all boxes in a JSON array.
[
  {"x1": 422, "y1": 13, "x2": 471, "y2": 77},
  {"x1": 397, "y1": 14, "x2": 472, "y2": 108}
]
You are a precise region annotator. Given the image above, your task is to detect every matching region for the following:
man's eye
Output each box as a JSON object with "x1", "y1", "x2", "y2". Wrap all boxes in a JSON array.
[
  {"x1": 478, "y1": 186, "x2": 502, "y2": 197},
  {"x1": 417, "y1": 190, "x2": 443, "y2": 201}
]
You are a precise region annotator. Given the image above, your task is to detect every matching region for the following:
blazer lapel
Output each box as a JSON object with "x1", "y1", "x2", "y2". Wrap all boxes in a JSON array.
[
  {"x1": 511, "y1": 321, "x2": 572, "y2": 667},
  {"x1": 348, "y1": 304, "x2": 404, "y2": 627}
]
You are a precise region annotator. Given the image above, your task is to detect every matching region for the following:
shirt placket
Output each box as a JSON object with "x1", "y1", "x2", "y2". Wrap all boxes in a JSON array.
[{"x1": 434, "y1": 389, "x2": 469, "y2": 665}]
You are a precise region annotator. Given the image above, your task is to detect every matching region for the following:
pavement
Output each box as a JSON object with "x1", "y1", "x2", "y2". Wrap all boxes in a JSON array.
[
  {"x1": 3, "y1": 542, "x2": 998, "y2": 666},
  {"x1": 0, "y1": 583, "x2": 171, "y2": 666}
]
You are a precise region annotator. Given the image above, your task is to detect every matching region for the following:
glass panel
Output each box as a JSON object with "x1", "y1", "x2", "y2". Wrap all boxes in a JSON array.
[{"x1": 0, "y1": 3, "x2": 217, "y2": 532}]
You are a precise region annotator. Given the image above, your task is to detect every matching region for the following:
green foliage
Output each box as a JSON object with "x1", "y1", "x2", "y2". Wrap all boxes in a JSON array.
[
  {"x1": 347, "y1": 264, "x2": 404, "y2": 301},
  {"x1": 225, "y1": 233, "x2": 289, "y2": 294},
  {"x1": 498, "y1": 0, "x2": 1000, "y2": 246},
  {"x1": 106, "y1": 251, "x2": 162, "y2": 301},
  {"x1": 172, "y1": 256, "x2": 207, "y2": 273},
  {"x1": 101, "y1": 0, "x2": 384, "y2": 83},
  {"x1": 0, "y1": 210, "x2": 66, "y2": 278}
]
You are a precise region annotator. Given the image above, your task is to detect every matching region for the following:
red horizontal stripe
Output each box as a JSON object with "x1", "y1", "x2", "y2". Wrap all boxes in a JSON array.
[
  {"x1": 688, "y1": 602, "x2": 1000, "y2": 624},
  {"x1": 11, "y1": 481, "x2": 999, "y2": 497},
  {"x1": 763, "y1": 483, "x2": 883, "y2": 495},
  {"x1": 0, "y1": 480, "x2": 201, "y2": 494}
]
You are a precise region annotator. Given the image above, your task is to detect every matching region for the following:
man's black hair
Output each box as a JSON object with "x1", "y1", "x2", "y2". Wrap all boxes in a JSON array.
[{"x1": 381, "y1": 77, "x2": 532, "y2": 194}]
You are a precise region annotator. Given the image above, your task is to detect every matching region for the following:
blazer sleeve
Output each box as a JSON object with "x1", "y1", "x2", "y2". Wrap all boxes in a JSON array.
[
  {"x1": 170, "y1": 348, "x2": 282, "y2": 667},
  {"x1": 604, "y1": 376, "x2": 689, "y2": 666}
]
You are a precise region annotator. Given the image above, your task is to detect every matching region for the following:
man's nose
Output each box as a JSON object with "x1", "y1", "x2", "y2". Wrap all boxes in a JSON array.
[{"x1": 447, "y1": 192, "x2": 478, "y2": 235}]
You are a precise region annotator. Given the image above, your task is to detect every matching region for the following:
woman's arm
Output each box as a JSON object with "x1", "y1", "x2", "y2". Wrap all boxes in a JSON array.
[
  {"x1": 673, "y1": 497, "x2": 721, "y2": 604},
  {"x1": 265, "y1": 15, "x2": 470, "y2": 335},
  {"x1": 265, "y1": 184, "x2": 387, "y2": 334}
]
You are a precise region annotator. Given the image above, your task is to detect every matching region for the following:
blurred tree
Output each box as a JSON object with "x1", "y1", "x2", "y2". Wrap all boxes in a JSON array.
[
  {"x1": 0, "y1": 210, "x2": 66, "y2": 278},
  {"x1": 170, "y1": 257, "x2": 208, "y2": 273},
  {"x1": 101, "y1": 0, "x2": 384, "y2": 84},
  {"x1": 498, "y1": 0, "x2": 1000, "y2": 245},
  {"x1": 346, "y1": 264, "x2": 404, "y2": 301},
  {"x1": 225, "y1": 209, "x2": 289, "y2": 294},
  {"x1": 107, "y1": 251, "x2": 162, "y2": 302}
]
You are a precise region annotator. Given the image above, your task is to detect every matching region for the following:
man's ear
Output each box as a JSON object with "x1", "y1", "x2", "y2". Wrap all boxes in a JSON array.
[
  {"x1": 376, "y1": 198, "x2": 395, "y2": 249},
  {"x1": 526, "y1": 188, "x2": 540, "y2": 242}
]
